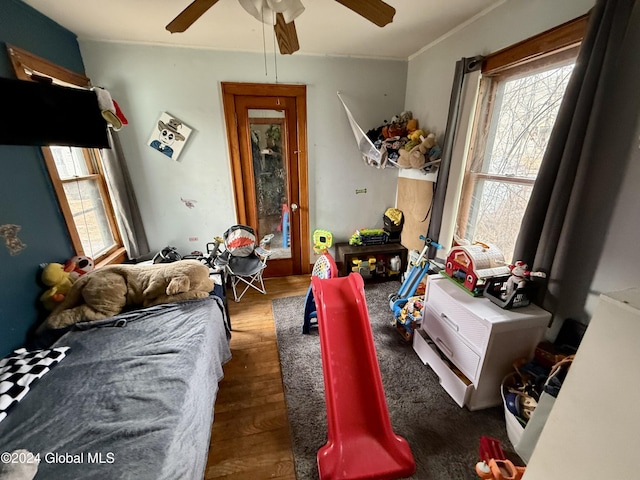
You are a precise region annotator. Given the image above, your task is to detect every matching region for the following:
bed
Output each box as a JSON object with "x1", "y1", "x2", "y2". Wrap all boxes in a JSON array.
[{"x1": 0, "y1": 294, "x2": 231, "y2": 480}]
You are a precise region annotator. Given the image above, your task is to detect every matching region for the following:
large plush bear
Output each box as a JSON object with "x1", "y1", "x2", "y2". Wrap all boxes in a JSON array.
[{"x1": 38, "y1": 260, "x2": 214, "y2": 332}]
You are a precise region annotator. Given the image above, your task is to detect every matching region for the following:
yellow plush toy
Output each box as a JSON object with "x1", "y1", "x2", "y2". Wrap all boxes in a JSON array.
[
  {"x1": 406, "y1": 119, "x2": 419, "y2": 135},
  {"x1": 408, "y1": 129, "x2": 426, "y2": 142},
  {"x1": 39, "y1": 262, "x2": 75, "y2": 311}
]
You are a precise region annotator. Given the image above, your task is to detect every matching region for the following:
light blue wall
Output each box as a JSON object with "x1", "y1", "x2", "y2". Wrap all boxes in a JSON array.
[
  {"x1": 79, "y1": 42, "x2": 408, "y2": 256},
  {"x1": 0, "y1": 0, "x2": 86, "y2": 356}
]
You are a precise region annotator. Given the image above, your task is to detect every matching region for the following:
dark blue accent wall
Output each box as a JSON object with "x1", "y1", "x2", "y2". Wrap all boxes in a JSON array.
[{"x1": 0, "y1": 0, "x2": 86, "y2": 356}]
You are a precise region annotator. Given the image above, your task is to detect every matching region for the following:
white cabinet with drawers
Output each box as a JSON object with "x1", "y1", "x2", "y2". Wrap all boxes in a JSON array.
[{"x1": 413, "y1": 275, "x2": 551, "y2": 410}]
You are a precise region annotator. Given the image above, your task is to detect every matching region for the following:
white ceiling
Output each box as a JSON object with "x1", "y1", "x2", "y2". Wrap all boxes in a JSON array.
[{"x1": 21, "y1": 0, "x2": 503, "y2": 60}]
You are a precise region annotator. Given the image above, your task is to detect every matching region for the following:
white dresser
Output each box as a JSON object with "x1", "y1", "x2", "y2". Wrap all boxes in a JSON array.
[{"x1": 413, "y1": 275, "x2": 551, "y2": 410}]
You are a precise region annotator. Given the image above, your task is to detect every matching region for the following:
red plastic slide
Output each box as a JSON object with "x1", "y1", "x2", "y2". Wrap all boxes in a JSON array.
[{"x1": 311, "y1": 273, "x2": 416, "y2": 480}]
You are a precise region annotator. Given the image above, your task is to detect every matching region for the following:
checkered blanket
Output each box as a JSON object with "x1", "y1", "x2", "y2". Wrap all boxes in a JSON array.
[{"x1": 0, "y1": 347, "x2": 69, "y2": 424}]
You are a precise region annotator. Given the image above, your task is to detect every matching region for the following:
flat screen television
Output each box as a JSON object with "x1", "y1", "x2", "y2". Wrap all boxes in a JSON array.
[{"x1": 0, "y1": 76, "x2": 109, "y2": 148}]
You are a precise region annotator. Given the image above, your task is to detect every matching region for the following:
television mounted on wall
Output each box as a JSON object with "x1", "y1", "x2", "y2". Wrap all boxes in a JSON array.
[{"x1": 0, "y1": 76, "x2": 109, "y2": 149}]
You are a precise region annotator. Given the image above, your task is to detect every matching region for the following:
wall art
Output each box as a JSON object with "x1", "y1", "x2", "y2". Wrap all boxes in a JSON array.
[{"x1": 148, "y1": 112, "x2": 192, "y2": 161}]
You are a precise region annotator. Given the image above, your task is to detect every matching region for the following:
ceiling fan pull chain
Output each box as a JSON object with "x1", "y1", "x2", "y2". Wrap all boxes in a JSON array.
[
  {"x1": 261, "y1": 4, "x2": 268, "y2": 76},
  {"x1": 272, "y1": 10, "x2": 279, "y2": 83}
]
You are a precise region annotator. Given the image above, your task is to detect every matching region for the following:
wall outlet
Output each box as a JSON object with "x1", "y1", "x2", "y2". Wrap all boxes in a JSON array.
[{"x1": 189, "y1": 237, "x2": 198, "y2": 242}]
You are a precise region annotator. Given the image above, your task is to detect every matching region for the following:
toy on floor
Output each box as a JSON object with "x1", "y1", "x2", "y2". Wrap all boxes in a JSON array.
[
  {"x1": 393, "y1": 296, "x2": 424, "y2": 342},
  {"x1": 311, "y1": 272, "x2": 416, "y2": 479},
  {"x1": 475, "y1": 436, "x2": 525, "y2": 480},
  {"x1": 302, "y1": 252, "x2": 338, "y2": 334},
  {"x1": 388, "y1": 235, "x2": 442, "y2": 317},
  {"x1": 313, "y1": 229, "x2": 333, "y2": 254}
]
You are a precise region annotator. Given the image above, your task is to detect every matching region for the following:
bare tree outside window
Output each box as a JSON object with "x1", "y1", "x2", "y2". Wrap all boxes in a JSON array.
[{"x1": 456, "y1": 61, "x2": 575, "y2": 263}]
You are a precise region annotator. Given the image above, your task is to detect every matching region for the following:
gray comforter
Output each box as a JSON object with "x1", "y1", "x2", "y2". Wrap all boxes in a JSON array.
[{"x1": 0, "y1": 296, "x2": 231, "y2": 480}]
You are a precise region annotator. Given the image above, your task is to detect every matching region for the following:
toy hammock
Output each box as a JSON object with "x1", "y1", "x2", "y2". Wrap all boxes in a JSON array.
[{"x1": 337, "y1": 92, "x2": 386, "y2": 169}]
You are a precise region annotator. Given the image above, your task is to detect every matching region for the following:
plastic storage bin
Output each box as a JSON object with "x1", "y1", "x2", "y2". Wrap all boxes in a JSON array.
[{"x1": 501, "y1": 372, "x2": 557, "y2": 464}]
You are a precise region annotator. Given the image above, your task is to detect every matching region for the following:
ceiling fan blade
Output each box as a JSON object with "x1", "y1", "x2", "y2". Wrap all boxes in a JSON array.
[
  {"x1": 275, "y1": 13, "x2": 300, "y2": 55},
  {"x1": 334, "y1": 0, "x2": 395, "y2": 27},
  {"x1": 166, "y1": 0, "x2": 221, "y2": 33}
]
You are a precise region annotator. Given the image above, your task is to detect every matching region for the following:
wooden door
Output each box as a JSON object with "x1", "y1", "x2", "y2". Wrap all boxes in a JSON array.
[{"x1": 222, "y1": 82, "x2": 309, "y2": 277}]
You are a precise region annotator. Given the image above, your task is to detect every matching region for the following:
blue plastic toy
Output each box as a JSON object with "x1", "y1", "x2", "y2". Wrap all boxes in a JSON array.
[{"x1": 388, "y1": 236, "x2": 442, "y2": 322}]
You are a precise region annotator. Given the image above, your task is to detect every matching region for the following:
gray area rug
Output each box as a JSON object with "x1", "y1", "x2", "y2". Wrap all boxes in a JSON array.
[{"x1": 272, "y1": 280, "x2": 516, "y2": 480}]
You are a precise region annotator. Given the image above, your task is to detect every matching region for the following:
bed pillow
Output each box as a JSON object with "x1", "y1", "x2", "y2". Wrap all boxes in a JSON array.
[{"x1": 0, "y1": 346, "x2": 69, "y2": 424}]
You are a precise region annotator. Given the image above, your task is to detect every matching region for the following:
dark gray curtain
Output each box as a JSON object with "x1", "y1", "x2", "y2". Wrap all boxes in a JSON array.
[
  {"x1": 101, "y1": 130, "x2": 150, "y2": 260},
  {"x1": 513, "y1": 0, "x2": 639, "y2": 322},
  {"x1": 426, "y1": 56, "x2": 483, "y2": 258}
]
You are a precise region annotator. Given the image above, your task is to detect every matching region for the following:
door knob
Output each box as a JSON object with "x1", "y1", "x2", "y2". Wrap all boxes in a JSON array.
[{"x1": 291, "y1": 203, "x2": 299, "y2": 212}]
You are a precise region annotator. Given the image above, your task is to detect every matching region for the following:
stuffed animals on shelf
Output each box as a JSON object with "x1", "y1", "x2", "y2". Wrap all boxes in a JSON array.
[
  {"x1": 397, "y1": 133, "x2": 439, "y2": 169},
  {"x1": 364, "y1": 110, "x2": 443, "y2": 171}
]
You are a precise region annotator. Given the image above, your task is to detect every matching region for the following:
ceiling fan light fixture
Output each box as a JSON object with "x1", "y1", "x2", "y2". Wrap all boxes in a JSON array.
[
  {"x1": 273, "y1": 0, "x2": 305, "y2": 23},
  {"x1": 238, "y1": 0, "x2": 269, "y2": 23},
  {"x1": 238, "y1": 0, "x2": 304, "y2": 25}
]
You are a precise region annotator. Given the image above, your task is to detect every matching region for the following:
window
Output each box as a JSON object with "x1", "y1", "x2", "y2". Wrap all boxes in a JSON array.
[
  {"x1": 455, "y1": 16, "x2": 587, "y2": 263},
  {"x1": 8, "y1": 45, "x2": 124, "y2": 264},
  {"x1": 46, "y1": 146, "x2": 119, "y2": 259}
]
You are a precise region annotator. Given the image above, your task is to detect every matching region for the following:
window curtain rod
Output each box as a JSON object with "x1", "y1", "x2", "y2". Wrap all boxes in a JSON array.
[{"x1": 427, "y1": 55, "x2": 484, "y2": 259}]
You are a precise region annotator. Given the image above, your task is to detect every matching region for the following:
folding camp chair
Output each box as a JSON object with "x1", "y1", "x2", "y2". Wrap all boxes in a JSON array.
[{"x1": 215, "y1": 225, "x2": 273, "y2": 302}]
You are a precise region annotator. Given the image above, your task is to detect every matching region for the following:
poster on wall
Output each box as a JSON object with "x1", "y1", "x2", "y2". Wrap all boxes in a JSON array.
[{"x1": 147, "y1": 112, "x2": 192, "y2": 160}]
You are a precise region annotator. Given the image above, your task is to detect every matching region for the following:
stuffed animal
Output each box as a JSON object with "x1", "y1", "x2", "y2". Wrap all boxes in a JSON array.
[
  {"x1": 413, "y1": 133, "x2": 438, "y2": 168},
  {"x1": 406, "y1": 118, "x2": 419, "y2": 135},
  {"x1": 67, "y1": 255, "x2": 94, "y2": 281},
  {"x1": 397, "y1": 133, "x2": 437, "y2": 169},
  {"x1": 382, "y1": 122, "x2": 406, "y2": 139},
  {"x1": 398, "y1": 111, "x2": 413, "y2": 126},
  {"x1": 38, "y1": 260, "x2": 214, "y2": 331},
  {"x1": 39, "y1": 262, "x2": 75, "y2": 311},
  {"x1": 408, "y1": 129, "x2": 427, "y2": 142}
]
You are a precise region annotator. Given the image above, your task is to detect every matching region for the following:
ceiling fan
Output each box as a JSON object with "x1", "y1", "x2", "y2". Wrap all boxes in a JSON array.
[{"x1": 166, "y1": 0, "x2": 396, "y2": 55}]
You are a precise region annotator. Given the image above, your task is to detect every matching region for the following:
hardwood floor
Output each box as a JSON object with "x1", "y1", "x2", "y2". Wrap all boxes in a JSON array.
[{"x1": 205, "y1": 275, "x2": 311, "y2": 480}]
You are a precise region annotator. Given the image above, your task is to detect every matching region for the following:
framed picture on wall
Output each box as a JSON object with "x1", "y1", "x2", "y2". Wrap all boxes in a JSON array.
[{"x1": 148, "y1": 112, "x2": 192, "y2": 161}]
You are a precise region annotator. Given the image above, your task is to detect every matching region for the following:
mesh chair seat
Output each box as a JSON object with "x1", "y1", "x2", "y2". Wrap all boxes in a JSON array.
[{"x1": 217, "y1": 225, "x2": 272, "y2": 302}]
